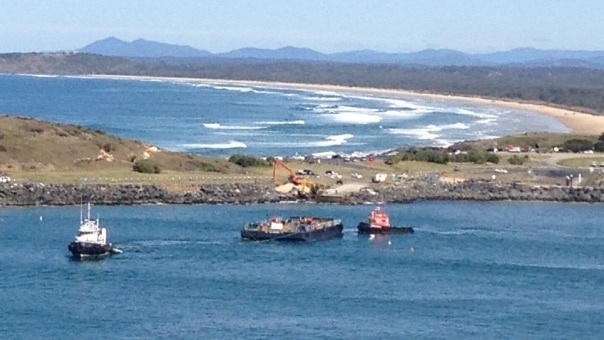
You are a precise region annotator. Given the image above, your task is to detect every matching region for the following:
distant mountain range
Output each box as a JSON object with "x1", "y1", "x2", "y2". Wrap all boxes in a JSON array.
[{"x1": 77, "y1": 37, "x2": 604, "y2": 68}]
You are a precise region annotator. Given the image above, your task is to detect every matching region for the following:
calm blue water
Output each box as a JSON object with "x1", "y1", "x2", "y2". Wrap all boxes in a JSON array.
[
  {"x1": 0, "y1": 74, "x2": 568, "y2": 158},
  {"x1": 0, "y1": 74, "x2": 599, "y2": 338},
  {"x1": 1, "y1": 202, "x2": 602, "y2": 339}
]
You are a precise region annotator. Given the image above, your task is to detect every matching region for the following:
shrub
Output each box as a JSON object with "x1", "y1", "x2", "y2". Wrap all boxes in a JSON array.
[
  {"x1": 385, "y1": 154, "x2": 402, "y2": 165},
  {"x1": 485, "y1": 153, "x2": 500, "y2": 164},
  {"x1": 594, "y1": 141, "x2": 604, "y2": 152},
  {"x1": 508, "y1": 155, "x2": 525, "y2": 165},
  {"x1": 133, "y1": 159, "x2": 161, "y2": 174},
  {"x1": 228, "y1": 154, "x2": 269, "y2": 167},
  {"x1": 468, "y1": 150, "x2": 488, "y2": 164},
  {"x1": 563, "y1": 139, "x2": 594, "y2": 153},
  {"x1": 102, "y1": 143, "x2": 115, "y2": 152}
]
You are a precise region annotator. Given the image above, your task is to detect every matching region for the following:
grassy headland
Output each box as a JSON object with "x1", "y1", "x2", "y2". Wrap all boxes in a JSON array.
[
  {"x1": 2, "y1": 116, "x2": 604, "y2": 192},
  {"x1": 0, "y1": 116, "x2": 243, "y2": 186}
]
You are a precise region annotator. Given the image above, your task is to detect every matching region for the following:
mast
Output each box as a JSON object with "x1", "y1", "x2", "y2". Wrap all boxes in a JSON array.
[{"x1": 87, "y1": 202, "x2": 92, "y2": 221}]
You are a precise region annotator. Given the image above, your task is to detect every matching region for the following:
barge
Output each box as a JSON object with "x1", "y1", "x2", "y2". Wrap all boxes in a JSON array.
[{"x1": 241, "y1": 216, "x2": 343, "y2": 242}]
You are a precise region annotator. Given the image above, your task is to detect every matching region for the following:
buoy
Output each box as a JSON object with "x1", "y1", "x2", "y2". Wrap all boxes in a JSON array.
[
  {"x1": 39, "y1": 216, "x2": 43, "y2": 221},
  {"x1": 410, "y1": 246, "x2": 415, "y2": 253},
  {"x1": 387, "y1": 240, "x2": 391, "y2": 245}
]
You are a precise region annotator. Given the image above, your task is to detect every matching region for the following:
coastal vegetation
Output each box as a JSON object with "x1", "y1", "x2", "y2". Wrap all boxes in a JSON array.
[
  {"x1": 385, "y1": 148, "x2": 500, "y2": 165},
  {"x1": 0, "y1": 115, "x2": 240, "y2": 182},
  {"x1": 227, "y1": 154, "x2": 271, "y2": 168},
  {"x1": 132, "y1": 159, "x2": 161, "y2": 174},
  {"x1": 1, "y1": 53, "x2": 604, "y2": 115}
]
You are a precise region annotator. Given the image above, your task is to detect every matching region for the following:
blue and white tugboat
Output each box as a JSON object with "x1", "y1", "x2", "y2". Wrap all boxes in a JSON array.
[{"x1": 67, "y1": 202, "x2": 122, "y2": 260}]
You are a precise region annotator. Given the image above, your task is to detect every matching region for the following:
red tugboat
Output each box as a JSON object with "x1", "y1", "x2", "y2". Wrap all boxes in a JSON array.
[{"x1": 357, "y1": 207, "x2": 414, "y2": 235}]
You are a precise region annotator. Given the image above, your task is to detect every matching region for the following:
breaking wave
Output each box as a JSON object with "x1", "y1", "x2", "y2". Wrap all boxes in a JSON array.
[
  {"x1": 203, "y1": 123, "x2": 265, "y2": 130},
  {"x1": 180, "y1": 141, "x2": 247, "y2": 149},
  {"x1": 257, "y1": 120, "x2": 305, "y2": 125}
]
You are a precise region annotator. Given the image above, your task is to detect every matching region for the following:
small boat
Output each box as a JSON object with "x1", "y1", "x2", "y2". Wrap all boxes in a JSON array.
[
  {"x1": 241, "y1": 216, "x2": 343, "y2": 242},
  {"x1": 67, "y1": 202, "x2": 122, "y2": 260},
  {"x1": 357, "y1": 206, "x2": 414, "y2": 235}
]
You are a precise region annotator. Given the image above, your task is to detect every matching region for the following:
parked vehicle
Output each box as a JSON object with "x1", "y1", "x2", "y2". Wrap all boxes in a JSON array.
[{"x1": 372, "y1": 173, "x2": 388, "y2": 183}]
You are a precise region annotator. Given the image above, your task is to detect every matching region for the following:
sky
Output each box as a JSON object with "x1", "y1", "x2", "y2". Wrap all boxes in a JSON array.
[{"x1": 1, "y1": 0, "x2": 603, "y2": 54}]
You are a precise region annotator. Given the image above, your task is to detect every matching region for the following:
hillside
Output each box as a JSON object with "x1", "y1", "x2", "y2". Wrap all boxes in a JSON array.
[
  {"x1": 77, "y1": 37, "x2": 604, "y2": 68},
  {"x1": 0, "y1": 115, "x2": 239, "y2": 176},
  {"x1": 79, "y1": 37, "x2": 212, "y2": 58}
]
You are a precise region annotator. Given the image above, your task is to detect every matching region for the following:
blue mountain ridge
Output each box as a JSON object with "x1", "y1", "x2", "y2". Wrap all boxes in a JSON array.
[{"x1": 77, "y1": 37, "x2": 604, "y2": 68}]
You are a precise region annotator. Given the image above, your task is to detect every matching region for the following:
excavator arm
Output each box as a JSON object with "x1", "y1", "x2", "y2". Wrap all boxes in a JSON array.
[
  {"x1": 272, "y1": 159, "x2": 321, "y2": 196},
  {"x1": 273, "y1": 159, "x2": 303, "y2": 185}
]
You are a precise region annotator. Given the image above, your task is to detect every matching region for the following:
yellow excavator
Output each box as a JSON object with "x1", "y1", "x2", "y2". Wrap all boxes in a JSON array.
[{"x1": 272, "y1": 159, "x2": 320, "y2": 196}]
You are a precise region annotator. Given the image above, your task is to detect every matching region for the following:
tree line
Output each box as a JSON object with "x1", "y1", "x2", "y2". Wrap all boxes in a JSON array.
[{"x1": 2, "y1": 52, "x2": 604, "y2": 114}]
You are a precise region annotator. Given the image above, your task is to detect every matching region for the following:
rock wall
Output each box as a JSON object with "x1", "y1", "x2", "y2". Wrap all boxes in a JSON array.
[
  {"x1": 346, "y1": 180, "x2": 604, "y2": 204},
  {"x1": 0, "y1": 183, "x2": 286, "y2": 206},
  {"x1": 1, "y1": 180, "x2": 603, "y2": 206}
]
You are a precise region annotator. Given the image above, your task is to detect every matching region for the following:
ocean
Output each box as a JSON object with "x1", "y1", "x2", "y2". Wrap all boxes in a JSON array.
[
  {"x1": 0, "y1": 74, "x2": 569, "y2": 158},
  {"x1": 0, "y1": 202, "x2": 602, "y2": 339},
  {"x1": 1, "y1": 74, "x2": 601, "y2": 339}
]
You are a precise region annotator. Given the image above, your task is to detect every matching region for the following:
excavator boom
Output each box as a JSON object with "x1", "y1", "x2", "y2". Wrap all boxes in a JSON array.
[
  {"x1": 272, "y1": 159, "x2": 319, "y2": 195},
  {"x1": 273, "y1": 159, "x2": 300, "y2": 184}
]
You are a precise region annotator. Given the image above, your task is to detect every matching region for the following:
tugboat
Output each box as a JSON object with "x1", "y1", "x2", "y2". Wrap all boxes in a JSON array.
[
  {"x1": 67, "y1": 202, "x2": 122, "y2": 260},
  {"x1": 241, "y1": 216, "x2": 343, "y2": 242},
  {"x1": 357, "y1": 206, "x2": 414, "y2": 235}
]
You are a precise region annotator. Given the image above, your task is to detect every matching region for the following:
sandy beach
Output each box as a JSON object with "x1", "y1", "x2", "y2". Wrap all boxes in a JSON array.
[{"x1": 90, "y1": 74, "x2": 604, "y2": 136}]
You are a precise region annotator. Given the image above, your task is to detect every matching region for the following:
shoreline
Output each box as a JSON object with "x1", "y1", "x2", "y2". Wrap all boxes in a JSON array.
[{"x1": 87, "y1": 74, "x2": 604, "y2": 136}]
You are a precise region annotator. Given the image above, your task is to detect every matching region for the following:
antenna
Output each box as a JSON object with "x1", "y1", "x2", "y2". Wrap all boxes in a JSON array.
[{"x1": 87, "y1": 201, "x2": 92, "y2": 221}]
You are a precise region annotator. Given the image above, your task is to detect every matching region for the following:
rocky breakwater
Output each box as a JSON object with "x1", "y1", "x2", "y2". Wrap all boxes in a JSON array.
[
  {"x1": 0, "y1": 182, "x2": 290, "y2": 206},
  {"x1": 345, "y1": 179, "x2": 604, "y2": 204},
  {"x1": 1, "y1": 180, "x2": 604, "y2": 206}
]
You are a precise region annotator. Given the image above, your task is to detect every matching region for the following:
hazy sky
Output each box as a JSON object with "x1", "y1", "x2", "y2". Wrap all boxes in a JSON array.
[{"x1": 1, "y1": 0, "x2": 602, "y2": 54}]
